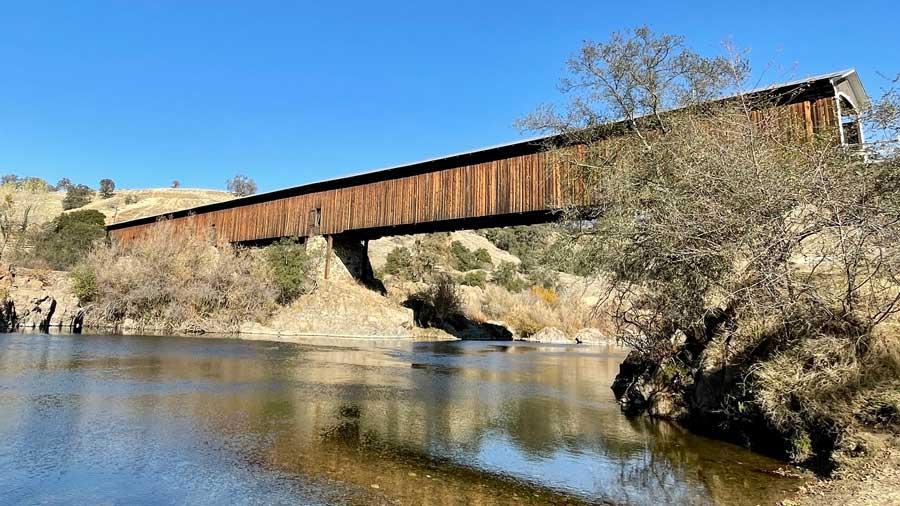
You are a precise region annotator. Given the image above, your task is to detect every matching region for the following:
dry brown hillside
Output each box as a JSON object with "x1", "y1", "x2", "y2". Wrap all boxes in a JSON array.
[{"x1": 30, "y1": 188, "x2": 234, "y2": 225}]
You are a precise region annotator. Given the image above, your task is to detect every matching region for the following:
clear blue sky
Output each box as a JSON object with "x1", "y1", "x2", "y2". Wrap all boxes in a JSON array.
[{"x1": 1, "y1": 1, "x2": 897, "y2": 192}]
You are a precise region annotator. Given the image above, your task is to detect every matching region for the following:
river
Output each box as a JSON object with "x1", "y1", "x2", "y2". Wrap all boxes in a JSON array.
[{"x1": 0, "y1": 333, "x2": 803, "y2": 505}]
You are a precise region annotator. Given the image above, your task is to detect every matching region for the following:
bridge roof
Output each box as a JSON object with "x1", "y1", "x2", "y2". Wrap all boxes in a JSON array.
[{"x1": 107, "y1": 69, "x2": 867, "y2": 231}]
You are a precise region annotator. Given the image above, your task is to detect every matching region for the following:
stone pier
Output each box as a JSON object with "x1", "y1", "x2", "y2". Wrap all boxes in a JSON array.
[{"x1": 305, "y1": 235, "x2": 386, "y2": 293}]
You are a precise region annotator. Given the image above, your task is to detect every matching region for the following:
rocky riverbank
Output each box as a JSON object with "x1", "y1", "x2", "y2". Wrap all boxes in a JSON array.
[
  {"x1": 0, "y1": 264, "x2": 83, "y2": 331},
  {"x1": 782, "y1": 435, "x2": 900, "y2": 506}
]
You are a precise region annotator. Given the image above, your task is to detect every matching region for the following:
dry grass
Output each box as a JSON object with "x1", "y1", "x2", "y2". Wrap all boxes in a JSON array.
[
  {"x1": 750, "y1": 332, "x2": 900, "y2": 468},
  {"x1": 474, "y1": 284, "x2": 614, "y2": 337},
  {"x1": 22, "y1": 188, "x2": 233, "y2": 227},
  {"x1": 80, "y1": 222, "x2": 276, "y2": 333}
]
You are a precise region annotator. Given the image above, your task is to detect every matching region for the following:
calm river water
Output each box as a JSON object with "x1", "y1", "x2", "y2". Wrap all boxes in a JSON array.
[{"x1": 0, "y1": 333, "x2": 802, "y2": 505}]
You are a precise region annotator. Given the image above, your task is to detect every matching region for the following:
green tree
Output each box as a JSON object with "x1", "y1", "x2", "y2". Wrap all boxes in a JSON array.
[
  {"x1": 382, "y1": 246, "x2": 415, "y2": 278},
  {"x1": 32, "y1": 210, "x2": 106, "y2": 269},
  {"x1": 99, "y1": 179, "x2": 116, "y2": 198},
  {"x1": 461, "y1": 270, "x2": 487, "y2": 288},
  {"x1": 491, "y1": 261, "x2": 526, "y2": 292},
  {"x1": 62, "y1": 184, "x2": 94, "y2": 210},
  {"x1": 264, "y1": 237, "x2": 313, "y2": 304},
  {"x1": 56, "y1": 178, "x2": 73, "y2": 192}
]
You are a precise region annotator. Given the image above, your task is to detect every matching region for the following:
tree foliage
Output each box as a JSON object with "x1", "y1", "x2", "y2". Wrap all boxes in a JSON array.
[
  {"x1": 98, "y1": 178, "x2": 116, "y2": 198},
  {"x1": 56, "y1": 178, "x2": 73, "y2": 192},
  {"x1": 520, "y1": 26, "x2": 900, "y2": 469},
  {"x1": 32, "y1": 210, "x2": 107, "y2": 269},
  {"x1": 263, "y1": 237, "x2": 314, "y2": 304},
  {"x1": 227, "y1": 174, "x2": 257, "y2": 196},
  {"x1": 449, "y1": 240, "x2": 491, "y2": 271},
  {"x1": 407, "y1": 275, "x2": 462, "y2": 328},
  {"x1": 62, "y1": 184, "x2": 94, "y2": 210}
]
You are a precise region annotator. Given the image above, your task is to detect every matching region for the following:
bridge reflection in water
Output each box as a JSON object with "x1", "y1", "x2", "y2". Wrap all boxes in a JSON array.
[{"x1": 0, "y1": 334, "x2": 804, "y2": 505}]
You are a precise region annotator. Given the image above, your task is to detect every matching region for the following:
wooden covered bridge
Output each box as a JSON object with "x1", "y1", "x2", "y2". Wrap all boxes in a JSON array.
[{"x1": 107, "y1": 70, "x2": 868, "y2": 277}]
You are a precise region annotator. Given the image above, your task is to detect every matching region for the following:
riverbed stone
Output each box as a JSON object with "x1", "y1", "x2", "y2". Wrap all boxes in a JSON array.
[
  {"x1": 522, "y1": 327, "x2": 571, "y2": 344},
  {"x1": 573, "y1": 328, "x2": 613, "y2": 345}
]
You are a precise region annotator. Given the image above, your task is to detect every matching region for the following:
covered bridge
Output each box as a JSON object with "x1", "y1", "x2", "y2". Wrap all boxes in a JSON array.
[{"x1": 107, "y1": 70, "x2": 869, "y2": 251}]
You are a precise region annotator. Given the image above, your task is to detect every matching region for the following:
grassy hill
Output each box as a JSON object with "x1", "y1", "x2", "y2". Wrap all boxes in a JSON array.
[{"x1": 29, "y1": 188, "x2": 234, "y2": 226}]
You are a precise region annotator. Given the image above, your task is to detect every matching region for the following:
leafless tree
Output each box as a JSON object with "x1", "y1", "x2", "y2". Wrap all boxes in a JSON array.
[
  {"x1": 226, "y1": 174, "x2": 257, "y2": 197},
  {"x1": 520, "y1": 27, "x2": 900, "y2": 467}
]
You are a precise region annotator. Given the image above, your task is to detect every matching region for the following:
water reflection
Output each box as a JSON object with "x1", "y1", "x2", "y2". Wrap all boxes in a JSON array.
[{"x1": 0, "y1": 334, "x2": 801, "y2": 505}]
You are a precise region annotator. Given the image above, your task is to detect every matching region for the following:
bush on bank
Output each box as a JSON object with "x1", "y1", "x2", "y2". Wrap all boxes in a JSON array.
[
  {"x1": 74, "y1": 223, "x2": 281, "y2": 334},
  {"x1": 25, "y1": 210, "x2": 107, "y2": 270},
  {"x1": 264, "y1": 237, "x2": 314, "y2": 304}
]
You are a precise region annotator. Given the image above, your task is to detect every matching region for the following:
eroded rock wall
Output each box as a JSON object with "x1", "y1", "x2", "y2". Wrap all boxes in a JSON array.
[{"x1": 0, "y1": 265, "x2": 82, "y2": 331}]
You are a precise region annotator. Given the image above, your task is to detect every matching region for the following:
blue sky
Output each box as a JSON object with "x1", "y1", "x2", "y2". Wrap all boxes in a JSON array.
[{"x1": 1, "y1": 1, "x2": 897, "y2": 192}]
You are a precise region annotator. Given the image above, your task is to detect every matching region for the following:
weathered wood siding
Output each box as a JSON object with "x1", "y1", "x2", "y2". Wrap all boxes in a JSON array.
[{"x1": 108, "y1": 96, "x2": 839, "y2": 245}]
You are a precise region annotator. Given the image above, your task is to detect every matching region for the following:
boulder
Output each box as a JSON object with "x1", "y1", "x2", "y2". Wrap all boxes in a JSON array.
[
  {"x1": 573, "y1": 328, "x2": 614, "y2": 345},
  {"x1": 0, "y1": 266, "x2": 83, "y2": 331},
  {"x1": 17, "y1": 295, "x2": 57, "y2": 330},
  {"x1": 522, "y1": 326, "x2": 571, "y2": 344}
]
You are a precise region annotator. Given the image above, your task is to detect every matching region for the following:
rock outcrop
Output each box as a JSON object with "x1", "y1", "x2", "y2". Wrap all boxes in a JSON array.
[
  {"x1": 243, "y1": 280, "x2": 417, "y2": 338},
  {"x1": 521, "y1": 327, "x2": 570, "y2": 343},
  {"x1": 0, "y1": 265, "x2": 82, "y2": 331},
  {"x1": 516, "y1": 326, "x2": 617, "y2": 345},
  {"x1": 573, "y1": 328, "x2": 615, "y2": 345}
]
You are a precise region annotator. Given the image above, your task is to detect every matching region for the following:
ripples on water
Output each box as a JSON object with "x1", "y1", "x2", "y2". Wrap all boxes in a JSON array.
[{"x1": 0, "y1": 333, "x2": 801, "y2": 505}]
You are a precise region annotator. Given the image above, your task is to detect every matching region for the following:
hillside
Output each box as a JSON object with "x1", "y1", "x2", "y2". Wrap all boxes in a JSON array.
[
  {"x1": 28, "y1": 188, "x2": 234, "y2": 225},
  {"x1": 11, "y1": 184, "x2": 613, "y2": 343}
]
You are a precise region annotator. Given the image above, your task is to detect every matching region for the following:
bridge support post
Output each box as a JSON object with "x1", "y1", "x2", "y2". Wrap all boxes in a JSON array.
[{"x1": 324, "y1": 235, "x2": 333, "y2": 279}]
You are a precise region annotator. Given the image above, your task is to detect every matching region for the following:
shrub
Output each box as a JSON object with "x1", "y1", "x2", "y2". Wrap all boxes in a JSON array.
[
  {"x1": 70, "y1": 264, "x2": 98, "y2": 303},
  {"x1": 492, "y1": 261, "x2": 526, "y2": 292},
  {"x1": 527, "y1": 267, "x2": 559, "y2": 290},
  {"x1": 31, "y1": 210, "x2": 106, "y2": 269},
  {"x1": 82, "y1": 222, "x2": 276, "y2": 333},
  {"x1": 20, "y1": 177, "x2": 51, "y2": 192},
  {"x1": 264, "y1": 237, "x2": 314, "y2": 304},
  {"x1": 474, "y1": 248, "x2": 492, "y2": 266},
  {"x1": 477, "y1": 284, "x2": 611, "y2": 338},
  {"x1": 381, "y1": 240, "x2": 449, "y2": 282},
  {"x1": 449, "y1": 241, "x2": 481, "y2": 271},
  {"x1": 62, "y1": 184, "x2": 94, "y2": 210},
  {"x1": 531, "y1": 285, "x2": 559, "y2": 306},
  {"x1": 98, "y1": 179, "x2": 115, "y2": 198},
  {"x1": 123, "y1": 194, "x2": 139, "y2": 205},
  {"x1": 383, "y1": 246, "x2": 415, "y2": 278},
  {"x1": 55, "y1": 178, "x2": 73, "y2": 192},
  {"x1": 461, "y1": 270, "x2": 487, "y2": 288},
  {"x1": 227, "y1": 174, "x2": 257, "y2": 196},
  {"x1": 407, "y1": 275, "x2": 462, "y2": 328},
  {"x1": 483, "y1": 226, "x2": 551, "y2": 271}
]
